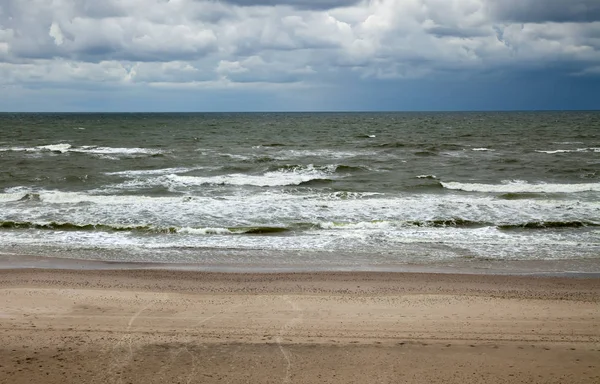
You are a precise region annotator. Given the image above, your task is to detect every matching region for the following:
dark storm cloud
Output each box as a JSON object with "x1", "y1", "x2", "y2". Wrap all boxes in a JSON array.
[
  {"x1": 489, "y1": 0, "x2": 600, "y2": 23},
  {"x1": 213, "y1": 0, "x2": 361, "y2": 10}
]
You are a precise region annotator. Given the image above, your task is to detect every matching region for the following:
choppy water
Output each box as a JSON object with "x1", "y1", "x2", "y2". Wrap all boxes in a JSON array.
[{"x1": 1, "y1": 112, "x2": 599, "y2": 272}]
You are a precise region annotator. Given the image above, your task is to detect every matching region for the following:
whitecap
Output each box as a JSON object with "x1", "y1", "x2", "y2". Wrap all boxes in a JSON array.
[
  {"x1": 221, "y1": 153, "x2": 253, "y2": 161},
  {"x1": 536, "y1": 149, "x2": 573, "y2": 154},
  {"x1": 106, "y1": 164, "x2": 341, "y2": 189},
  {"x1": 0, "y1": 143, "x2": 162, "y2": 156},
  {"x1": 0, "y1": 191, "x2": 28, "y2": 202},
  {"x1": 178, "y1": 227, "x2": 232, "y2": 235},
  {"x1": 0, "y1": 144, "x2": 72, "y2": 153},
  {"x1": 73, "y1": 146, "x2": 163, "y2": 155},
  {"x1": 319, "y1": 221, "x2": 394, "y2": 230},
  {"x1": 441, "y1": 180, "x2": 600, "y2": 193},
  {"x1": 37, "y1": 143, "x2": 72, "y2": 153},
  {"x1": 536, "y1": 148, "x2": 600, "y2": 154},
  {"x1": 0, "y1": 186, "x2": 35, "y2": 202},
  {"x1": 164, "y1": 167, "x2": 334, "y2": 187},
  {"x1": 0, "y1": 146, "x2": 38, "y2": 152},
  {"x1": 276, "y1": 149, "x2": 377, "y2": 160},
  {"x1": 105, "y1": 167, "x2": 197, "y2": 177}
]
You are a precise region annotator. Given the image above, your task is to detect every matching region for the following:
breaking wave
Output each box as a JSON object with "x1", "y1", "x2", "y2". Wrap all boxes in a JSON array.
[
  {"x1": 318, "y1": 219, "x2": 599, "y2": 230},
  {"x1": 4, "y1": 219, "x2": 596, "y2": 236},
  {"x1": 105, "y1": 167, "x2": 198, "y2": 176},
  {"x1": 0, "y1": 143, "x2": 163, "y2": 156},
  {"x1": 536, "y1": 148, "x2": 600, "y2": 154},
  {"x1": 0, "y1": 221, "x2": 291, "y2": 235},
  {"x1": 498, "y1": 221, "x2": 599, "y2": 230},
  {"x1": 318, "y1": 219, "x2": 486, "y2": 230},
  {"x1": 113, "y1": 164, "x2": 347, "y2": 188},
  {"x1": 441, "y1": 180, "x2": 600, "y2": 194}
]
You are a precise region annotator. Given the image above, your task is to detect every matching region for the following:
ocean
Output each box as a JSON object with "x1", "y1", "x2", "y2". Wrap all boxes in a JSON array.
[{"x1": 0, "y1": 112, "x2": 599, "y2": 273}]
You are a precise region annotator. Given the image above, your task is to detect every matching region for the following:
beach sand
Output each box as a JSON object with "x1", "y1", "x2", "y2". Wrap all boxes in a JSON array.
[{"x1": 1, "y1": 269, "x2": 599, "y2": 383}]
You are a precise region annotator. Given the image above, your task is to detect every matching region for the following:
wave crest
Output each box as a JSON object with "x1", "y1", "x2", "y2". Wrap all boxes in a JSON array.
[
  {"x1": 0, "y1": 143, "x2": 163, "y2": 156},
  {"x1": 499, "y1": 221, "x2": 599, "y2": 229},
  {"x1": 124, "y1": 164, "x2": 343, "y2": 188},
  {"x1": 441, "y1": 181, "x2": 600, "y2": 193},
  {"x1": 0, "y1": 221, "x2": 291, "y2": 235}
]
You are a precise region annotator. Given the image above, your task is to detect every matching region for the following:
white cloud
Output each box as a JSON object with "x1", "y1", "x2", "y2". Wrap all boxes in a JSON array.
[
  {"x1": 0, "y1": 0, "x2": 598, "y2": 92},
  {"x1": 49, "y1": 22, "x2": 65, "y2": 46},
  {"x1": 217, "y1": 60, "x2": 249, "y2": 76}
]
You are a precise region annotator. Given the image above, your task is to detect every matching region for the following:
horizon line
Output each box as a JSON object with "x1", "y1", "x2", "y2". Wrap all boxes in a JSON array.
[{"x1": 1, "y1": 109, "x2": 599, "y2": 114}]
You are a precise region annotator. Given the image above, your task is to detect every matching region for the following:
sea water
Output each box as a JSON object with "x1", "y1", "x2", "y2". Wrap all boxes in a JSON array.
[{"x1": 0, "y1": 112, "x2": 598, "y2": 272}]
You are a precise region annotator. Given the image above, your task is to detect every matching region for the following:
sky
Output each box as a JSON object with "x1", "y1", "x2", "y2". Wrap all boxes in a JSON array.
[{"x1": 0, "y1": 0, "x2": 599, "y2": 111}]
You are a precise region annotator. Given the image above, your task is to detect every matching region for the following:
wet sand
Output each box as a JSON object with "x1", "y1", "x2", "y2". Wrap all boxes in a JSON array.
[{"x1": 1, "y1": 269, "x2": 599, "y2": 383}]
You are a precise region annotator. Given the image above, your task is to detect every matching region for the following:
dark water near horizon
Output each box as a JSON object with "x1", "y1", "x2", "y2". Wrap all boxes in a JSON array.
[{"x1": 1, "y1": 112, "x2": 599, "y2": 272}]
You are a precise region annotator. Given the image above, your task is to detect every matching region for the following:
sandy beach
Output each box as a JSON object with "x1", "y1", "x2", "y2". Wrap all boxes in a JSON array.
[{"x1": 1, "y1": 269, "x2": 599, "y2": 383}]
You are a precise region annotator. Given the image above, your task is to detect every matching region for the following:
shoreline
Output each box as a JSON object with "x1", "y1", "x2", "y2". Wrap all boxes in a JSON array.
[
  {"x1": 1, "y1": 252, "x2": 600, "y2": 277},
  {"x1": 2, "y1": 268, "x2": 599, "y2": 383}
]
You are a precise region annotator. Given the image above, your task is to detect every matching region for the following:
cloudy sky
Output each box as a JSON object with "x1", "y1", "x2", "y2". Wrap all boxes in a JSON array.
[{"x1": 1, "y1": 0, "x2": 599, "y2": 111}]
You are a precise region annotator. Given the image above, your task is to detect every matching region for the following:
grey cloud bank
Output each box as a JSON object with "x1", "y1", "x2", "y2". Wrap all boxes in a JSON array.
[
  {"x1": 0, "y1": 0, "x2": 599, "y2": 111},
  {"x1": 217, "y1": 0, "x2": 363, "y2": 10},
  {"x1": 488, "y1": 0, "x2": 600, "y2": 23}
]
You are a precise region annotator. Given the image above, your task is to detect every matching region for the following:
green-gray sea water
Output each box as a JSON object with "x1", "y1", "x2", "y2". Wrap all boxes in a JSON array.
[{"x1": 1, "y1": 112, "x2": 599, "y2": 272}]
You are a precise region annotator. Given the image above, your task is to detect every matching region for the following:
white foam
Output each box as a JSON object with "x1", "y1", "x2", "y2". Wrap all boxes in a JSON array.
[
  {"x1": 319, "y1": 221, "x2": 394, "y2": 230},
  {"x1": 536, "y1": 149, "x2": 573, "y2": 154},
  {"x1": 165, "y1": 172, "x2": 322, "y2": 187},
  {"x1": 73, "y1": 146, "x2": 163, "y2": 155},
  {"x1": 178, "y1": 227, "x2": 232, "y2": 235},
  {"x1": 1, "y1": 226, "x2": 597, "y2": 266},
  {"x1": 0, "y1": 143, "x2": 163, "y2": 156},
  {"x1": 0, "y1": 186, "x2": 35, "y2": 202},
  {"x1": 111, "y1": 164, "x2": 340, "y2": 189},
  {"x1": 105, "y1": 167, "x2": 196, "y2": 176},
  {"x1": 1, "y1": 187, "x2": 594, "y2": 223},
  {"x1": 2, "y1": 186, "x2": 599, "y2": 265},
  {"x1": 0, "y1": 144, "x2": 72, "y2": 153},
  {"x1": 536, "y1": 148, "x2": 600, "y2": 154},
  {"x1": 39, "y1": 191, "x2": 183, "y2": 205},
  {"x1": 441, "y1": 180, "x2": 600, "y2": 193},
  {"x1": 221, "y1": 153, "x2": 253, "y2": 161},
  {"x1": 0, "y1": 146, "x2": 36, "y2": 152},
  {"x1": 471, "y1": 148, "x2": 494, "y2": 151},
  {"x1": 416, "y1": 174, "x2": 437, "y2": 179},
  {"x1": 0, "y1": 192, "x2": 27, "y2": 202},
  {"x1": 441, "y1": 151, "x2": 469, "y2": 158},
  {"x1": 37, "y1": 143, "x2": 72, "y2": 153},
  {"x1": 325, "y1": 191, "x2": 383, "y2": 199},
  {"x1": 275, "y1": 149, "x2": 377, "y2": 160},
  {"x1": 3, "y1": 187, "x2": 598, "y2": 237},
  {"x1": 0, "y1": 189, "x2": 176, "y2": 206}
]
